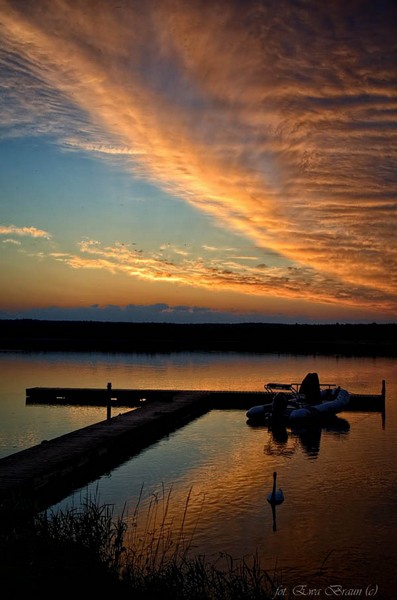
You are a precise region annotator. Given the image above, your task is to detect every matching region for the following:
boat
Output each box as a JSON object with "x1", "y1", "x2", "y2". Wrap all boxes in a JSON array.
[{"x1": 246, "y1": 372, "x2": 350, "y2": 425}]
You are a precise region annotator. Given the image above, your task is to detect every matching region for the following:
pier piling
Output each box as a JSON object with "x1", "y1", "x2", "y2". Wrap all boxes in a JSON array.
[{"x1": 107, "y1": 382, "x2": 112, "y2": 420}]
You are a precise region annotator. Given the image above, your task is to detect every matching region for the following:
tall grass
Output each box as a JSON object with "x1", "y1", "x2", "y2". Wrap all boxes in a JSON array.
[
  {"x1": 2, "y1": 485, "x2": 283, "y2": 599},
  {"x1": 35, "y1": 491, "x2": 127, "y2": 575},
  {"x1": 124, "y1": 483, "x2": 203, "y2": 572}
]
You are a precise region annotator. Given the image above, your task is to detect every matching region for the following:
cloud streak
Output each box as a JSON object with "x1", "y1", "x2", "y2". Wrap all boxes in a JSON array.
[
  {"x1": 0, "y1": 224, "x2": 52, "y2": 239},
  {"x1": 39, "y1": 237, "x2": 395, "y2": 313},
  {"x1": 0, "y1": 0, "x2": 396, "y2": 316}
]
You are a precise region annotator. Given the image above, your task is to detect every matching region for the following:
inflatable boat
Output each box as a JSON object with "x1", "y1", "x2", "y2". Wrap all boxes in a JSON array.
[{"x1": 246, "y1": 373, "x2": 350, "y2": 424}]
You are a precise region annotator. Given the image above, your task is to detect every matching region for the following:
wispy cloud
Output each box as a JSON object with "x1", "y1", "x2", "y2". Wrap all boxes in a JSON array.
[
  {"x1": 2, "y1": 238, "x2": 21, "y2": 245},
  {"x1": 1, "y1": 221, "x2": 395, "y2": 313},
  {"x1": 0, "y1": 224, "x2": 52, "y2": 239},
  {"x1": 0, "y1": 0, "x2": 396, "y2": 314},
  {"x1": 63, "y1": 137, "x2": 146, "y2": 157},
  {"x1": 40, "y1": 237, "x2": 394, "y2": 313}
]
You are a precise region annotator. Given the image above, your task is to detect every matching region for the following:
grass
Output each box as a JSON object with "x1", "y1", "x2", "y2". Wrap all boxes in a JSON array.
[{"x1": 0, "y1": 486, "x2": 281, "y2": 599}]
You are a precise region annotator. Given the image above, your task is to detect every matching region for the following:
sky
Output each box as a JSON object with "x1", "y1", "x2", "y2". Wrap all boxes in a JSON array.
[{"x1": 0, "y1": 0, "x2": 396, "y2": 324}]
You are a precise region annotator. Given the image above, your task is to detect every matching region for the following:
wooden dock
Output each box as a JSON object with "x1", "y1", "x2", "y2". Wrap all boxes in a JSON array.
[
  {"x1": 0, "y1": 391, "x2": 211, "y2": 524},
  {"x1": 0, "y1": 382, "x2": 386, "y2": 524},
  {"x1": 25, "y1": 382, "x2": 386, "y2": 412}
]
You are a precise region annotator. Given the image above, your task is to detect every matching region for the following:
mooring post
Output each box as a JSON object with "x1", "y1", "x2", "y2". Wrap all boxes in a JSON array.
[
  {"x1": 381, "y1": 380, "x2": 386, "y2": 401},
  {"x1": 107, "y1": 382, "x2": 112, "y2": 420}
]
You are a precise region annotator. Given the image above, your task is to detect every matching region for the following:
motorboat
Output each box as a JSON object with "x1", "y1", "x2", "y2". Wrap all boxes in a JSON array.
[{"x1": 246, "y1": 372, "x2": 350, "y2": 425}]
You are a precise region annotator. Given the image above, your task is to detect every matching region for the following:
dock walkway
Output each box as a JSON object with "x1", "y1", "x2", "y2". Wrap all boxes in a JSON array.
[
  {"x1": 25, "y1": 385, "x2": 385, "y2": 411},
  {"x1": 0, "y1": 391, "x2": 211, "y2": 522}
]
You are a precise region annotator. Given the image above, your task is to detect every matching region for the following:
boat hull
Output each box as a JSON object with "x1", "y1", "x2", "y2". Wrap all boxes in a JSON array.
[
  {"x1": 246, "y1": 388, "x2": 350, "y2": 424},
  {"x1": 288, "y1": 388, "x2": 350, "y2": 421}
]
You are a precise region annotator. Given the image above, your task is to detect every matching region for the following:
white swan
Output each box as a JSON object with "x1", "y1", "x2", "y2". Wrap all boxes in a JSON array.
[{"x1": 267, "y1": 471, "x2": 284, "y2": 505}]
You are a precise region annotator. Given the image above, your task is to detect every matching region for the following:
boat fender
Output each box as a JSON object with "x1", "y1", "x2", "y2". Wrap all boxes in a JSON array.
[
  {"x1": 289, "y1": 405, "x2": 320, "y2": 420},
  {"x1": 246, "y1": 404, "x2": 266, "y2": 419}
]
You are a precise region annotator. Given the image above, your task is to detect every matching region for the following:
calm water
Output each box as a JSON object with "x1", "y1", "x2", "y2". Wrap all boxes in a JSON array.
[{"x1": 1, "y1": 351, "x2": 396, "y2": 598}]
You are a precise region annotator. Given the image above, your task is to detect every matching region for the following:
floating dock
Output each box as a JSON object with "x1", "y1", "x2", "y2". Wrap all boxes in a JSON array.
[
  {"x1": 0, "y1": 391, "x2": 211, "y2": 524},
  {"x1": 0, "y1": 382, "x2": 386, "y2": 524},
  {"x1": 25, "y1": 382, "x2": 386, "y2": 412}
]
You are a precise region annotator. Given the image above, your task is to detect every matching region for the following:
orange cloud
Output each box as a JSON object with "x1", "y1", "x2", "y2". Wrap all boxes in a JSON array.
[
  {"x1": 0, "y1": 1, "x2": 396, "y2": 315},
  {"x1": 0, "y1": 224, "x2": 52, "y2": 239},
  {"x1": 40, "y1": 238, "x2": 395, "y2": 313}
]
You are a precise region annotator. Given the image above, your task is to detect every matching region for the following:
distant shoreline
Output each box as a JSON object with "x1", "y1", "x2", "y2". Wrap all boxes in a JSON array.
[{"x1": 1, "y1": 319, "x2": 396, "y2": 356}]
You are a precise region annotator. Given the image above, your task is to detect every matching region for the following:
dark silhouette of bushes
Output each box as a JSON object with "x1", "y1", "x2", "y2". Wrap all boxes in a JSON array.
[{"x1": 1, "y1": 319, "x2": 396, "y2": 355}]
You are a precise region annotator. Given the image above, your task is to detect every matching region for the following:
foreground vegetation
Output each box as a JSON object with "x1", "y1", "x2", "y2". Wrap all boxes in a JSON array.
[{"x1": 0, "y1": 490, "x2": 280, "y2": 599}]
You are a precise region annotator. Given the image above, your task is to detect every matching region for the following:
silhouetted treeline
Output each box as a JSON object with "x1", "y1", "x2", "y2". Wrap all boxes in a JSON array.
[{"x1": 1, "y1": 319, "x2": 396, "y2": 356}]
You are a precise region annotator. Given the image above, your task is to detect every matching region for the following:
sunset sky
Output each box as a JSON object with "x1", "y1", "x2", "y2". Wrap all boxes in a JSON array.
[{"x1": 1, "y1": 0, "x2": 396, "y2": 323}]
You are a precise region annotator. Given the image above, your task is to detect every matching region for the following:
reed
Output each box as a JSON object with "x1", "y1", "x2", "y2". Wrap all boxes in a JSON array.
[
  {"x1": 124, "y1": 483, "x2": 201, "y2": 572},
  {"x1": 35, "y1": 490, "x2": 127, "y2": 574},
  {"x1": 2, "y1": 485, "x2": 282, "y2": 599}
]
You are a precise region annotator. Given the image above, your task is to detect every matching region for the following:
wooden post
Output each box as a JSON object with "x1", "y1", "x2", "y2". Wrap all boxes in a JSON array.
[
  {"x1": 381, "y1": 380, "x2": 386, "y2": 430},
  {"x1": 107, "y1": 382, "x2": 112, "y2": 420}
]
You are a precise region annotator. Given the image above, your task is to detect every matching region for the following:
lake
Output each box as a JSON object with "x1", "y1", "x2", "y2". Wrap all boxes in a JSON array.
[{"x1": 1, "y1": 350, "x2": 396, "y2": 598}]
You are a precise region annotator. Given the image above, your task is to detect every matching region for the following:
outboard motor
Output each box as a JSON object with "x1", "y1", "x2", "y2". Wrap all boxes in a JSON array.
[
  {"x1": 299, "y1": 372, "x2": 321, "y2": 405},
  {"x1": 272, "y1": 392, "x2": 288, "y2": 417}
]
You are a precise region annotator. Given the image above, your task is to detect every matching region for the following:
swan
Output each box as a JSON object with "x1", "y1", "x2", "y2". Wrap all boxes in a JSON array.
[{"x1": 267, "y1": 471, "x2": 284, "y2": 505}]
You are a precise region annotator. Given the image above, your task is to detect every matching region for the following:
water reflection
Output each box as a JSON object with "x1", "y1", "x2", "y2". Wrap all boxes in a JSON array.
[
  {"x1": 252, "y1": 415, "x2": 351, "y2": 459},
  {"x1": 270, "y1": 500, "x2": 279, "y2": 532}
]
